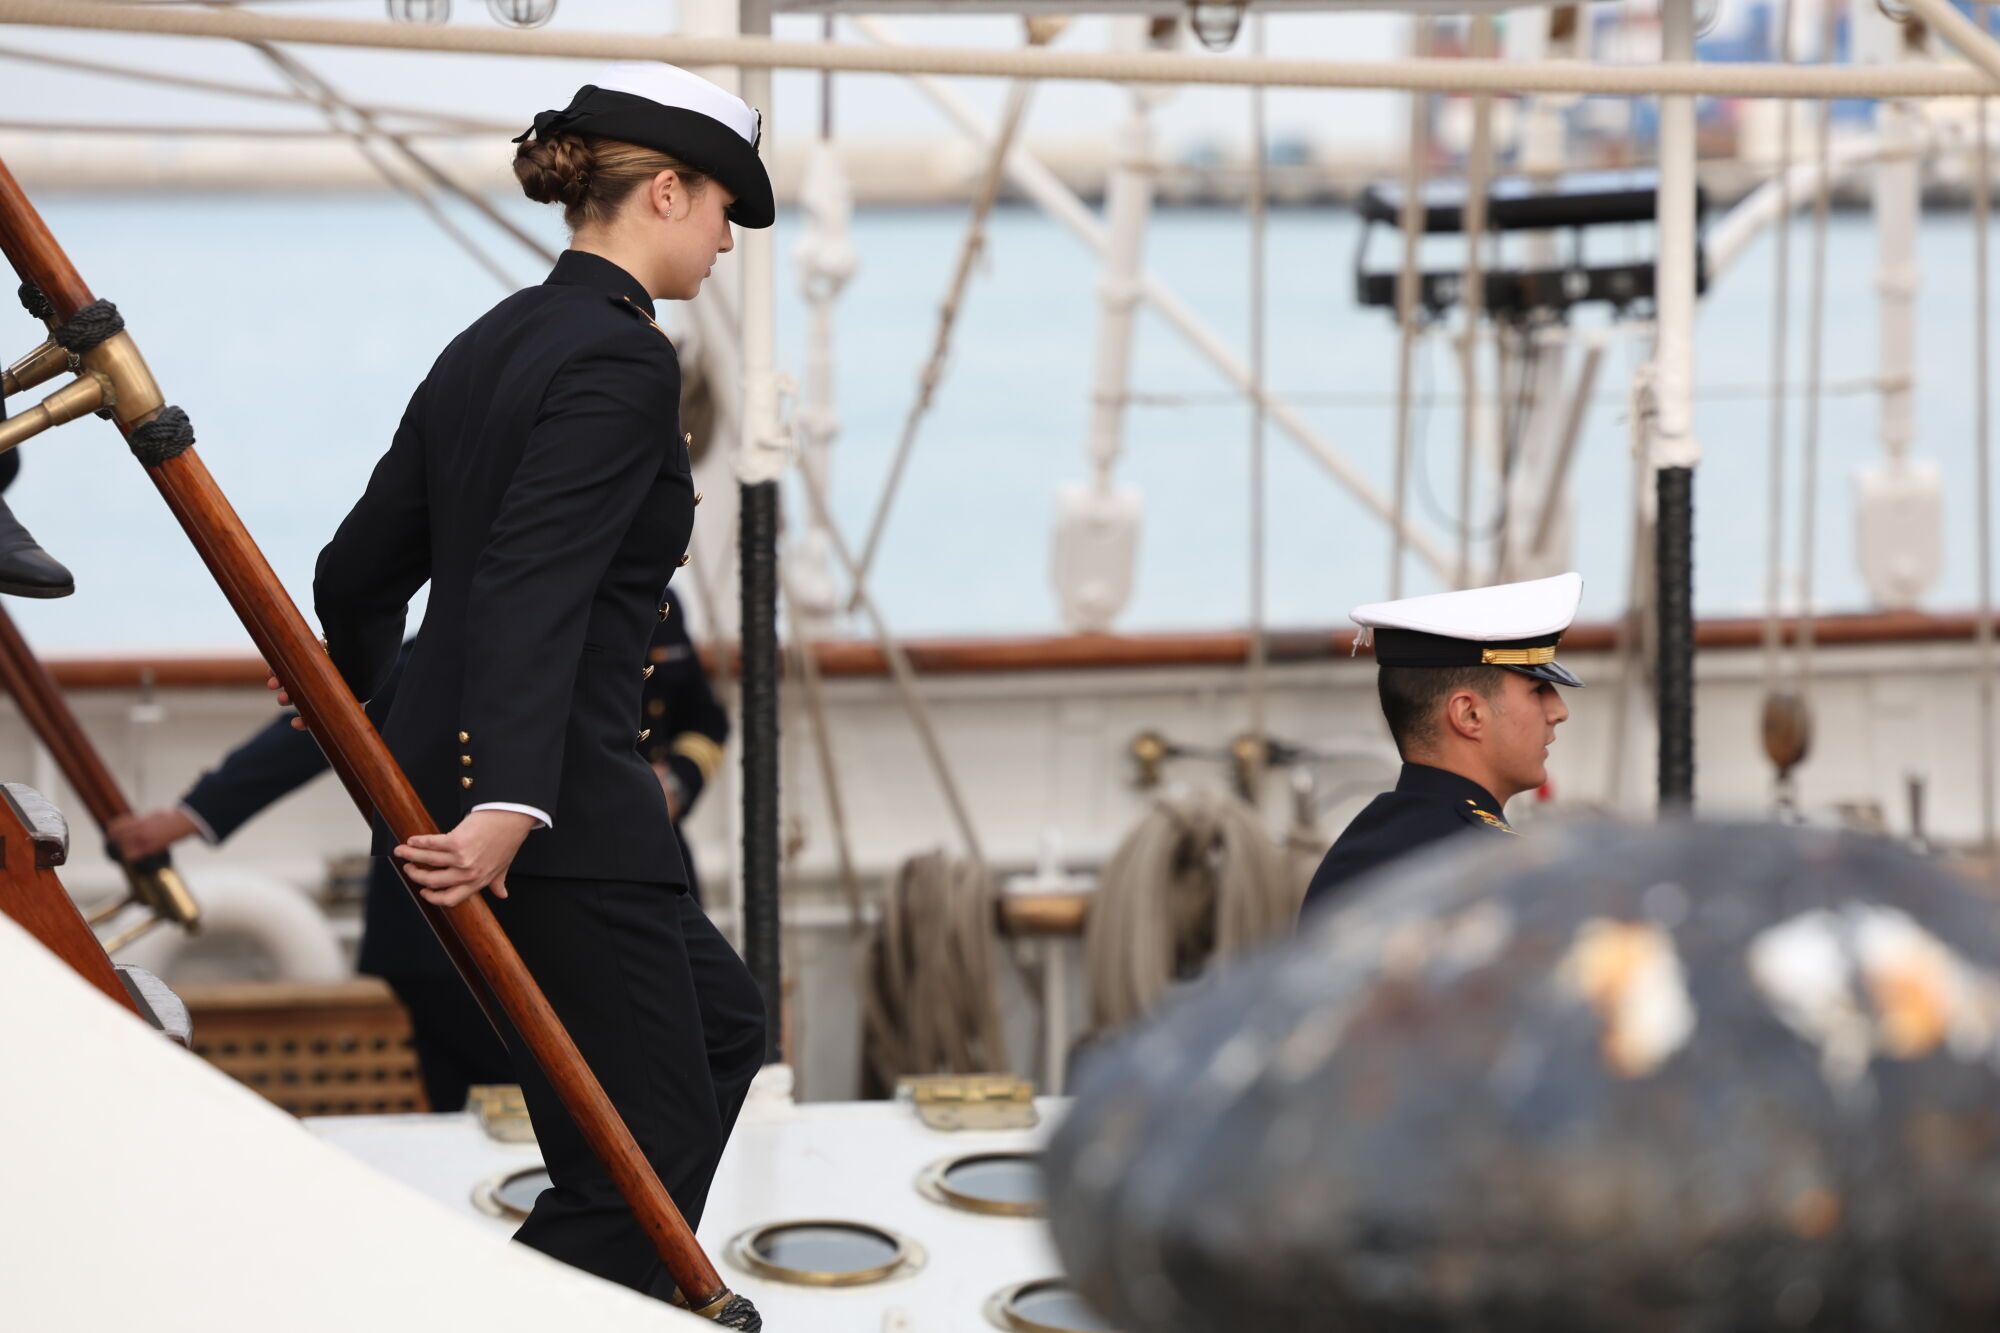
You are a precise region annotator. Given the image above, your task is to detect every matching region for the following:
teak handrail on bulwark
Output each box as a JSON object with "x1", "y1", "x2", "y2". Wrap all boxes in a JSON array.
[
  {"x1": 24, "y1": 608, "x2": 1988, "y2": 691},
  {"x1": 0, "y1": 602, "x2": 199, "y2": 944},
  {"x1": 0, "y1": 159, "x2": 751, "y2": 1325}
]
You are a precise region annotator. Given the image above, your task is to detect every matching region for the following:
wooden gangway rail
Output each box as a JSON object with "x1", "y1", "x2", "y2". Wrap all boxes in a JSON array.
[{"x1": 0, "y1": 156, "x2": 754, "y2": 1326}]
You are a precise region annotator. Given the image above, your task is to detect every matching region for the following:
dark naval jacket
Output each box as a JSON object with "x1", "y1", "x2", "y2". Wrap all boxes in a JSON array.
[
  {"x1": 314, "y1": 250, "x2": 692, "y2": 888},
  {"x1": 1300, "y1": 763, "x2": 1516, "y2": 916},
  {"x1": 639, "y1": 586, "x2": 728, "y2": 816}
]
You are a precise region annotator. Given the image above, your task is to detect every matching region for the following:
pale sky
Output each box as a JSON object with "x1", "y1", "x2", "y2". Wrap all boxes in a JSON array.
[{"x1": 0, "y1": 0, "x2": 1412, "y2": 157}]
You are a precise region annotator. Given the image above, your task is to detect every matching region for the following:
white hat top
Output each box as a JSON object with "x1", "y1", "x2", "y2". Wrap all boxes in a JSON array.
[
  {"x1": 592, "y1": 61, "x2": 758, "y2": 147},
  {"x1": 1350, "y1": 572, "x2": 1584, "y2": 643}
]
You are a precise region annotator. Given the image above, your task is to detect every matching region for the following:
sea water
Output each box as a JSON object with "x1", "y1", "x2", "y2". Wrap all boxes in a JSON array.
[{"x1": 4, "y1": 191, "x2": 1989, "y2": 651}]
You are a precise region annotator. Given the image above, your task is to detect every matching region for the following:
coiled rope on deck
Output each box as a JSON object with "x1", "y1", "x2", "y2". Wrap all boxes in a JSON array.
[
  {"x1": 860, "y1": 850, "x2": 1009, "y2": 1095},
  {"x1": 1086, "y1": 790, "x2": 1302, "y2": 1032}
]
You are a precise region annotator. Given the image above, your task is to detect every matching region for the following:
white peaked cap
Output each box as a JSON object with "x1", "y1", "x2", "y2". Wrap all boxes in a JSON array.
[
  {"x1": 593, "y1": 61, "x2": 759, "y2": 147},
  {"x1": 1351, "y1": 572, "x2": 1583, "y2": 641}
]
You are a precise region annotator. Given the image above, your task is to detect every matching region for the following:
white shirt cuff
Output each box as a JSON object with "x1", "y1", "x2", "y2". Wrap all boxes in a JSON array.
[
  {"x1": 469, "y1": 801, "x2": 552, "y2": 830},
  {"x1": 176, "y1": 801, "x2": 221, "y2": 846}
]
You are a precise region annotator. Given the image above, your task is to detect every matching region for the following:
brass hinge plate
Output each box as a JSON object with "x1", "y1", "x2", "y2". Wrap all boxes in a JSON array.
[
  {"x1": 898, "y1": 1074, "x2": 1039, "y2": 1132},
  {"x1": 467, "y1": 1083, "x2": 537, "y2": 1143}
]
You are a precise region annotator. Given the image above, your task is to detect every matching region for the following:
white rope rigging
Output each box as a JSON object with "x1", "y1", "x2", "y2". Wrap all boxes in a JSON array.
[
  {"x1": 847, "y1": 76, "x2": 1037, "y2": 601},
  {"x1": 0, "y1": 0, "x2": 1995, "y2": 99},
  {"x1": 1084, "y1": 789, "x2": 1301, "y2": 1032},
  {"x1": 792, "y1": 453, "x2": 986, "y2": 867},
  {"x1": 239, "y1": 38, "x2": 543, "y2": 287}
]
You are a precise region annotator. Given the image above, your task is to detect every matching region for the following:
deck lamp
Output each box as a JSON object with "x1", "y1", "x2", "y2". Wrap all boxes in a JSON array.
[
  {"x1": 1186, "y1": 0, "x2": 1248, "y2": 51},
  {"x1": 385, "y1": 0, "x2": 450, "y2": 20},
  {"x1": 488, "y1": 0, "x2": 557, "y2": 27}
]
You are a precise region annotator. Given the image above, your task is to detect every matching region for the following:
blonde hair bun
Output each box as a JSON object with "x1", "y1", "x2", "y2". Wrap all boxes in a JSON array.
[{"x1": 513, "y1": 133, "x2": 595, "y2": 210}]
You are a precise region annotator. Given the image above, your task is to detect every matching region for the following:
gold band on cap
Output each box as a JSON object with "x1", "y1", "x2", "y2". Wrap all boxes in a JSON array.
[{"x1": 1480, "y1": 645, "x2": 1559, "y2": 666}]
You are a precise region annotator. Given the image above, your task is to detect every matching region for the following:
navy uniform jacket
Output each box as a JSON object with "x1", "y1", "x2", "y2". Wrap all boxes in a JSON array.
[
  {"x1": 1300, "y1": 763, "x2": 1516, "y2": 916},
  {"x1": 180, "y1": 612, "x2": 724, "y2": 977},
  {"x1": 639, "y1": 586, "x2": 728, "y2": 813},
  {"x1": 314, "y1": 249, "x2": 691, "y2": 888}
]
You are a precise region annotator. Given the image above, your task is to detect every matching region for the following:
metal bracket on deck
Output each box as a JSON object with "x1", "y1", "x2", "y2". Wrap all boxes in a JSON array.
[{"x1": 899, "y1": 1074, "x2": 1039, "y2": 1132}]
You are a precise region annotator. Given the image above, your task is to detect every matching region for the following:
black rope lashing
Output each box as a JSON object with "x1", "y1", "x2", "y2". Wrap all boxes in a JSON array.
[
  {"x1": 17, "y1": 282, "x2": 52, "y2": 323},
  {"x1": 709, "y1": 1294, "x2": 762, "y2": 1330},
  {"x1": 128, "y1": 406, "x2": 194, "y2": 468},
  {"x1": 52, "y1": 300, "x2": 124, "y2": 356}
]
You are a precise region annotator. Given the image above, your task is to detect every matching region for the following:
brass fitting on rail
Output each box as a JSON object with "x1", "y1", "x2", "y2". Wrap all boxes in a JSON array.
[
  {"x1": 94, "y1": 857, "x2": 202, "y2": 955},
  {"x1": 1, "y1": 338, "x2": 74, "y2": 400},
  {"x1": 0, "y1": 328, "x2": 167, "y2": 452},
  {"x1": 130, "y1": 861, "x2": 201, "y2": 931},
  {"x1": 82, "y1": 329, "x2": 165, "y2": 429},
  {"x1": 0, "y1": 372, "x2": 108, "y2": 453}
]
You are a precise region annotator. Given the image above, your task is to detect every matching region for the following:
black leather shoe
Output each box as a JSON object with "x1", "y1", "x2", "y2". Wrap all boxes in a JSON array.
[{"x1": 0, "y1": 495, "x2": 73, "y2": 598}]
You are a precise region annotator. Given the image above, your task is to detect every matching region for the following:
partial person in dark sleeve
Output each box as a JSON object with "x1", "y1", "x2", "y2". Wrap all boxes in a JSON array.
[
  {"x1": 111, "y1": 603, "x2": 727, "y2": 1112},
  {"x1": 109, "y1": 641, "x2": 512, "y2": 1113},
  {"x1": 639, "y1": 585, "x2": 726, "y2": 905}
]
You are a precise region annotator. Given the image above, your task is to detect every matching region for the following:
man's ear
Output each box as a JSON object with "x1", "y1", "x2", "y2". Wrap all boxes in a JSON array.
[{"x1": 1442, "y1": 689, "x2": 1485, "y2": 742}]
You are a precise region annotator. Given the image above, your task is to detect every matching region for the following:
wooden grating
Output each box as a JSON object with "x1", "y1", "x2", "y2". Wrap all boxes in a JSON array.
[{"x1": 178, "y1": 978, "x2": 427, "y2": 1117}]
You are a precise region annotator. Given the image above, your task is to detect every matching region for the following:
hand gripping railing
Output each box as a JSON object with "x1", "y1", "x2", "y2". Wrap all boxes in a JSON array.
[{"x1": 0, "y1": 156, "x2": 759, "y2": 1330}]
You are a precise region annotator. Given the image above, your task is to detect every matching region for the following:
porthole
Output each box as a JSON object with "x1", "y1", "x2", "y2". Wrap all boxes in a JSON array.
[
  {"x1": 728, "y1": 1220, "x2": 924, "y2": 1287},
  {"x1": 917, "y1": 1151, "x2": 1045, "y2": 1218},
  {"x1": 472, "y1": 1164, "x2": 551, "y2": 1221},
  {"x1": 987, "y1": 1279, "x2": 1114, "y2": 1333}
]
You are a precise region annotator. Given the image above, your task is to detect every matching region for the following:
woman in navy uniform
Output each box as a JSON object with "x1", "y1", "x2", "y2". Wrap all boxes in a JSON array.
[{"x1": 309, "y1": 62, "x2": 769, "y2": 1301}]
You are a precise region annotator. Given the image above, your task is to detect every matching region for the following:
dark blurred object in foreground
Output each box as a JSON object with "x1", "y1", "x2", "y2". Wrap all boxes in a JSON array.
[{"x1": 1046, "y1": 820, "x2": 2000, "y2": 1333}]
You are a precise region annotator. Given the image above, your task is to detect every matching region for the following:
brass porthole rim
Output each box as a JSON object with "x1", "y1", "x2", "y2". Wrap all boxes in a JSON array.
[
  {"x1": 472, "y1": 1163, "x2": 551, "y2": 1222},
  {"x1": 727, "y1": 1219, "x2": 926, "y2": 1288},
  {"x1": 985, "y1": 1277, "x2": 1114, "y2": 1333},
  {"x1": 916, "y1": 1151, "x2": 1047, "y2": 1218}
]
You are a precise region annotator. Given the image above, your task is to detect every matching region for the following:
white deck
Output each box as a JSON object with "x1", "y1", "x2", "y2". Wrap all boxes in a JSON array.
[{"x1": 308, "y1": 1083, "x2": 1071, "y2": 1333}]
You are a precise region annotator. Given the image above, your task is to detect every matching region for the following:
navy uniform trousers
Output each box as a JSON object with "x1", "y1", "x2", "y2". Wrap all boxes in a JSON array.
[{"x1": 491, "y1": 877, "x2": 763, "y2": 1295}]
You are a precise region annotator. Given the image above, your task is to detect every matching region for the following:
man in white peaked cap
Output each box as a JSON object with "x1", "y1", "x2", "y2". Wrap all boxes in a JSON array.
[{"x1": 1300, "y1": 573, "x2": 1583, "y2": 916}]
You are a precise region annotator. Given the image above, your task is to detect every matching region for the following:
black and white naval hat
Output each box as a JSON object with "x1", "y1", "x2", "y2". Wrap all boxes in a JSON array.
[
  {"x1": 514, "y1": 62, "x2": 774, "y2": 229},
  {"x1": 1350, "y1": 571, "x2": 1586, "y2": 688}
]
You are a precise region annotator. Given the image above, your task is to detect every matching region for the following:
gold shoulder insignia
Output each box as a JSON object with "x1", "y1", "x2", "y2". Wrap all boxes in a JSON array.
[
  {"x1": 1470, "y1": 808, "x2": 1518, "y2": 835},
  {"x1": 611, "y1": 294, "x2": 671, "y2": 340}
]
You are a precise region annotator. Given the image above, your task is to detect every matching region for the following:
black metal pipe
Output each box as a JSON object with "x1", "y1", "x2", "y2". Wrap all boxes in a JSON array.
[
  {"x1": 1656, "y1": 465, "x2": 1695, "y2": 809},
  {"x1": 739, "y1": 478, "x2": 782, "y2": 1063}
]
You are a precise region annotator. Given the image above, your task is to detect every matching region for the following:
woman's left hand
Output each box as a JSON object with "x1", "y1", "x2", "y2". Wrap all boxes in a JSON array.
[{"x1": 394, "y1": 808, "x2": 539, "y2": 907}]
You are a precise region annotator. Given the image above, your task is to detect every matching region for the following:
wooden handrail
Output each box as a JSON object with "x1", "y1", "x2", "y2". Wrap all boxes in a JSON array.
[
  {"x1": 22, "y1": 608, "x2": 1995, "y2": 691},
  {"x1": 0, "y1": 602, "x2": 198, "y2": 931},
  {"x1": 0, "y1": 157, "x2": 743, "y2": 1320},
  {"x1": 0, "y1": 782, "x2": 141, "y2": 1016}
]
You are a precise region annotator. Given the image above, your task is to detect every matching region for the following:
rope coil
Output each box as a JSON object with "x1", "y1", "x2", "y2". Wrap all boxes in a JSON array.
[
  {"x1": 128, "y1": 406, "x2": 194, "y2": 468},
  {"x1": 860, "y1": 850, "x2": 1008, "y2": 1094},
  {"x1": 1085, "y1": 790, "x2": 1301, "y2": 1031}
]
